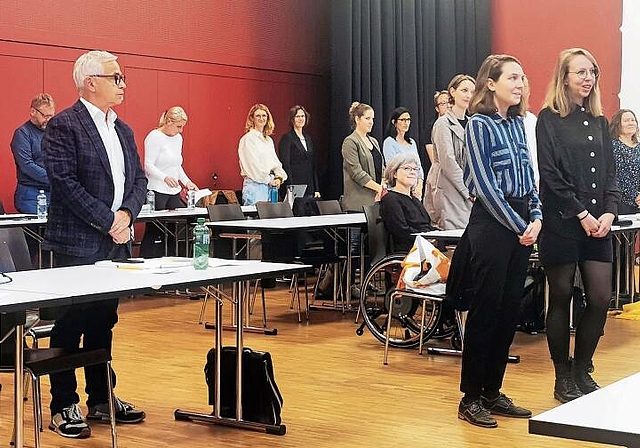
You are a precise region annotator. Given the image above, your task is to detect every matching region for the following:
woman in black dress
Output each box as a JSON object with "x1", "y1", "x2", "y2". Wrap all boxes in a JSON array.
[
  {"x1": 278, "y1": 105, "x2": 320, "y2": 198},
  {"x1": 537, "y1": 48, "x2": 620, "y2": 403},
  {"x1": 380, "y1": 153, "x2": 432, "y2": 252}
]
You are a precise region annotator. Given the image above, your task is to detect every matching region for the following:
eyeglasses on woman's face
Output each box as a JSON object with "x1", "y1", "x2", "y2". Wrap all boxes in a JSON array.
[
  {"x1": 568, "y1": 67, "x2": 599, "y2": 80},
  {"x1": 399, "y1": 165, "x2": 418, "y2": 173}
]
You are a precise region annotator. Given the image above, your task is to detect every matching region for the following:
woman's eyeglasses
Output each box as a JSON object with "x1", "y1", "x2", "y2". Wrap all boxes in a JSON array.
[
  {"x1": 399, "y1": 166, "x2": 419, "y2": 173},
  {"x1": 568, "y1": 68, "x2": 599, "y2": 80}
]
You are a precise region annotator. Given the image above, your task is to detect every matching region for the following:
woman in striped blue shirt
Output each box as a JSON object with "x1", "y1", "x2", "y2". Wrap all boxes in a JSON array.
[{"x1": 457, "y1": 54, "x2": 542, "y2": 428}]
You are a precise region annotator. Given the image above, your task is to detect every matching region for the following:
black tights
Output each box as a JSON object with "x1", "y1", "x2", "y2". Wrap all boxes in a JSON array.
[{"x1": 545, "y1": 260, "x2": 610, "y2": 368}]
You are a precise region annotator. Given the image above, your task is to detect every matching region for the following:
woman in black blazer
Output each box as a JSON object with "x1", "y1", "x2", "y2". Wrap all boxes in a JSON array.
[{"x1": 278, "y1": 105, "x2": 320, "y2": 198}]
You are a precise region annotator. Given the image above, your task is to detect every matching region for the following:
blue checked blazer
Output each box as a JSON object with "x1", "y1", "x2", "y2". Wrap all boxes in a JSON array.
[{"x1": 42, "y1": 100, "x2": 147, "y2": 257}]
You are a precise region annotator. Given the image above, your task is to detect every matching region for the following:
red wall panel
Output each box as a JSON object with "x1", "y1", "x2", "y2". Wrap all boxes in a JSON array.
[
  {"x1": 0, "y1": 1, "x2": 329, "y2": 212},
  {"x1": 491, "y1": 0, "x2": 622, "y2": 116}
]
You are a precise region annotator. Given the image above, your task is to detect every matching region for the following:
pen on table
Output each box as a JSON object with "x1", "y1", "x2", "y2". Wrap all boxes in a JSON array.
[{"x1": 116, "y1": 265, "x2": 144, "y2": 271}]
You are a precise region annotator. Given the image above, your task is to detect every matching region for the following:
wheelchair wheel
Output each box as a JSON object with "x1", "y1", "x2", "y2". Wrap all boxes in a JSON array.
[{"x1": 359, "y1": 254, "x2": 443, "y2": 348}]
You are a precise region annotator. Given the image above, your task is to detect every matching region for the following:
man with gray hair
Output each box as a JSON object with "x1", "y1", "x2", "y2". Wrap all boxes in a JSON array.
[
  {"x1": 42, "y1": 50, "x2": 147, "y2": 439},
  {"x1": 10, "y1": 93, "x2": 55, "y2": 214}
]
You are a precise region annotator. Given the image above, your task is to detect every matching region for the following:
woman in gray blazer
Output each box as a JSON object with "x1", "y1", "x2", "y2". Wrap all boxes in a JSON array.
[
  {"x1": 341, "y1": 102, "x2": 384, "y2": 212},
  {"x1": 424, "y1": 74, "x2": 476, "y2": 229}
]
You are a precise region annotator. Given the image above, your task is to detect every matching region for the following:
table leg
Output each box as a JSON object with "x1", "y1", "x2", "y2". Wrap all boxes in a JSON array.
[
  {"x1": 615, "y1": 234, "x2": 621, "y2": 309},
  {"x1": 14, "y1": 323, "x2": 24, "y2": 448},
  {"x1": 174, "y1": 279, "x2": 286, "y2": 435}
]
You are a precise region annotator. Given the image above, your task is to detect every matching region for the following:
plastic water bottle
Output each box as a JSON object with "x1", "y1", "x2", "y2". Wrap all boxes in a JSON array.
[
  {"x1": 286, "y1": 185, "x2": 294, "y2": 207},
  {"x1": 269, "y1": 186, "x2": 278, "y2": 203},
  {"x1": 193, "y1": 217, "x2": 210, "y2": 270},
  {"x1": 146, "y1": 190, "x2": 155, "y2": 212},
  {"x1": 36, "y1": 190, "x2": 47, "y2": 219},
  {"x1": 187, "y1": 189, "x2": 196, "y2": 209}
]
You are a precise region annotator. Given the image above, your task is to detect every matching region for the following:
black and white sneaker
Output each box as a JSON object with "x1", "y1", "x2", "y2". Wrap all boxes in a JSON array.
[
  {"x1": 49, "y1": 403, "x2": 91, "y2": 438},
  {"x1": 87, "y1": 396, "x2": 146, "y2": 424}
]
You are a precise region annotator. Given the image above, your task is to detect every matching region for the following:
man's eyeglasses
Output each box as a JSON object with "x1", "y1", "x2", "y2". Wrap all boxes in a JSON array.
[
  {"x1": 33, "y1": 107, "x2": 54, "y2": 119},
  {"x1": 397, "y1": 117, "x2": 411, "y2": 122},
  {"x1": 90, "y1": 73, "x2": 126, "y2": 86},
  {"x1": 568, "y1": 68, "x2": 599, "y2": 80},
  {"x1": 399, "y1": 166, "x2": 419, "y2": 173},
  {"x1": 437, "y1": 101, "x2": 450, "y2": 107}
]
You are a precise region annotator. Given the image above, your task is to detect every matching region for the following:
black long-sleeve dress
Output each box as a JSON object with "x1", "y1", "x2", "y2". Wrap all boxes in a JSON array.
[{"x1": 380, "y1": 189, "x2": 432, "y2": 252}]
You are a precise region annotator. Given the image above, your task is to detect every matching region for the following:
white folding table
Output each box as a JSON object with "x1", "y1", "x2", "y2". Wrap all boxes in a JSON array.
[
  {"x1": 206, "y1": 213, "x2": 367, "y2": 310},
  {"x1": 0, "y1": 258, "x2": 309, "y2": 446},
  {"x1": 529, "y1": 371, "x2": 640, "y2": 447}
]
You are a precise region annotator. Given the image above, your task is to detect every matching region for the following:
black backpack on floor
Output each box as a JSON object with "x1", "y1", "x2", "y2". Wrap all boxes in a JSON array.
[
  {"x1": 204, "y1": 346, "x2": 283, "y2": 425},
  {"x1": 517, "y1": 265, "x2": 546, "y2": 334}
]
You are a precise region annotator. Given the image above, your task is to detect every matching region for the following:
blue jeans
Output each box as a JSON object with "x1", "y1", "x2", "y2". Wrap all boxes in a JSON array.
[
  {"x1": 14, "y1": 184, "x2": 48, "y2": 214},
  {"x1": 242, "y1": 178, "x2": 269, "y2": 206}
]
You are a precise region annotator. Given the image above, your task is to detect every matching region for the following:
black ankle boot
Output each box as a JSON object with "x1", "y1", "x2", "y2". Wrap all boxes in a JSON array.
[
  {"x1": 553, "y1": 361, "x2": 583, "y2": 403},
  {"x1": 572, "y1": 359, "x2": 600, "y2": 394}
]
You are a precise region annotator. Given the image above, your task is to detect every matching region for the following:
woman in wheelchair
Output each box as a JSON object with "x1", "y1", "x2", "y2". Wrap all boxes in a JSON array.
[
  {"x1": 356, "y1": 153, "x2": 446, "y2": 350},
  {"x1": 380, "y1": 153, "x2": 433, "y2": 252}
]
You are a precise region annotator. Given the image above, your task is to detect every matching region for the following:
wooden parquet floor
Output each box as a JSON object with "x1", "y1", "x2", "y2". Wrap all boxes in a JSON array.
[{"x1": 2, "y1": 285, "x2": 638, "y2": 447}]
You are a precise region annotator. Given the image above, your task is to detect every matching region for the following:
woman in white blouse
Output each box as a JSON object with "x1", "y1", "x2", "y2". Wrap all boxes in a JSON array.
[
  {"x1": 144, "y1": 106, "x2": 198, "y2": 210},
  {"x1": 238, "y1": 103, "x2": 287, "y2": 205}
]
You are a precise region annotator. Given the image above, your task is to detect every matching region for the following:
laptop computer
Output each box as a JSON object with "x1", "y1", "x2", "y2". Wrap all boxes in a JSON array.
[{"x1": 290, "y1": 184, "x2": 307, "y2": 199}]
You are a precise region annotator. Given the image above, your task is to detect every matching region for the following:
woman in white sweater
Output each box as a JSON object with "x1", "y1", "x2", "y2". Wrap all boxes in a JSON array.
[
  {"x1": 238, "y1": 103, "x2": 287, "y2": 205},
  {"x1": 144, "y1": 106, "x2": 198, "y2": 210}
]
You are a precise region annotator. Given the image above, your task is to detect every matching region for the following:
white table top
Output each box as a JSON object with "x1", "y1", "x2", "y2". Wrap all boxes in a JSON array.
[
  {"x1": 136, "y1": 207, "x2": 208, "y2": 220},
  {"x1": 529, "y1": 371, "x2": 640, "y2": 446},
  {"x1": 0, "y1": 214, "x2": 37, "y2": 220},
  {"x1": 0, "y1": 258, "x2": 308, "y2": 312},
  {"x1": 206, "y1": 213, "x2": 366, "y2": 230},
  {"x1": 418, "y1": 228, "x2": 465, "y2": 239}
]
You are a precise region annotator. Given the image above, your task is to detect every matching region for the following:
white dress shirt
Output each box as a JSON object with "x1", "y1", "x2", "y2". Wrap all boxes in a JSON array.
[
  {"x1": 238, "y1": 129, "x2": 287, "y2": 183},
  {"x1": 144, "y1": 129, "x2": 191, "y2": 194},
  {"x1": 524, "y1": 111, "x2": 539, "y2": 187},
  {"x1": 80, "y1": 97, "x2": 125, "y2": 212}
]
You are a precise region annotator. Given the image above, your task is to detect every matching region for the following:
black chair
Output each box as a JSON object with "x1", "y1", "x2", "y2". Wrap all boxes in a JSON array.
[
  {"x1": 363, "y1": 203, "x2": 389, "y2": 268},
  {"x1": 316, "y1": 200, "x2": 343, "y2": 215},
  {"x1": 0, "y1": 233, "x2": 117, "y2": 448},
  {"x1": 257, "y1": 202, "x2": 341, "y2": 321},
  {"x1": 312, "y1": 200, "x2": 347, "y2": 303},
  {"x1": 354, "y1": 204, "x2": 389, "y2": 324},
  {"x1": 255, "y1": 202, "x2": 312, "y2": 321},
  {"x1": 0, "y1": 228, "x2": 54, "y2": 401},
  {"x1": 255, "y1": 201, "x2": 294, "y2": 219}
]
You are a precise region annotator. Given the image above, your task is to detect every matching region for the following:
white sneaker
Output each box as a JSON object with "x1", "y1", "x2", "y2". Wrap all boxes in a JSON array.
[{"x1": 49, "y1": 403, "x2": 91, "y2": 438}]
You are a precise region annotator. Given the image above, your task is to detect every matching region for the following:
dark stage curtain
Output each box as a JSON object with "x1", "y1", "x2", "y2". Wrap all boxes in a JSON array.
[{"x1": 326, "y1": 0, "x2": 491, "y2": 200}]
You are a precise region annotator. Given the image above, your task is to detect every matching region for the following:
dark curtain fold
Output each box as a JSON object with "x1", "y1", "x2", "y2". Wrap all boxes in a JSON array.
[{"x1": 326, "y1": 0, "x2": 491, "y2": 200}]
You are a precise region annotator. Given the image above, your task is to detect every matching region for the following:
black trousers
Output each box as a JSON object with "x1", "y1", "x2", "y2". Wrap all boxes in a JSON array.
[
  {"x1": 49, "y1": 241, "x2": 129, "y2": 413},
  {"x1": 140, "y1": 191, "x2": 185, "y2": 257},
  {"x1": 460, "y1": 202, "x2": 532, "y2": 396}
]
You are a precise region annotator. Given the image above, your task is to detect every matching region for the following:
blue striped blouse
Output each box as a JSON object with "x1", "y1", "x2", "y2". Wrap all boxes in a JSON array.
[{"x1": 463, "y1": 113, "x2": 542, "y2": 234}]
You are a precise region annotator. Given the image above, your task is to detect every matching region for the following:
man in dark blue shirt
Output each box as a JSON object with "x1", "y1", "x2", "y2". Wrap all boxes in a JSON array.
[{"x1": 10, "y1": 93, "x2": 55, "y2": 213}]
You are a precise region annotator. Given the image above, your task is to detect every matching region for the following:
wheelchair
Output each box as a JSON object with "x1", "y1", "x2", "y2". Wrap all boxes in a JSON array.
[{"x1": 355, "y1": 253, "x2": 462, "y2": 350}]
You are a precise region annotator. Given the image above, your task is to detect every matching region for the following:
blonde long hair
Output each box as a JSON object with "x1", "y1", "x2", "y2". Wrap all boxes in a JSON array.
[
  {"x1": 245, "y1": 103, "x2": 275, "y2": 137},
  {"x1": 543, "y1": 48, "x2": 603, "y2": 118}
]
